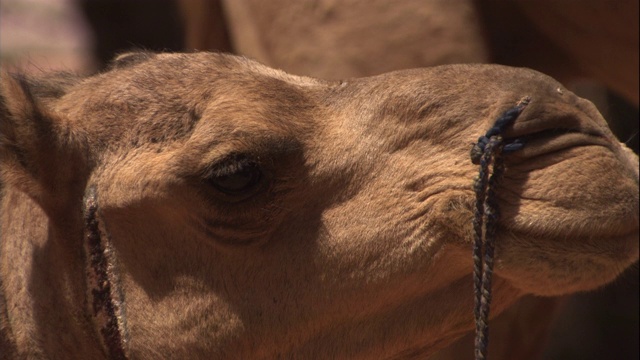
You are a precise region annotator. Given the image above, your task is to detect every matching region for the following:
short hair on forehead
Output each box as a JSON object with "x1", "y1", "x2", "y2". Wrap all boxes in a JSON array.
[{"x1": 109, "y1": 51, "x2": 157, "y2": 70}]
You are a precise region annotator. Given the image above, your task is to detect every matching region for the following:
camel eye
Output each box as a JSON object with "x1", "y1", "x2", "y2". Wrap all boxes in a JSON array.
[{"x1": 208, "y1": 156, "x2": 263, "y2": 196}]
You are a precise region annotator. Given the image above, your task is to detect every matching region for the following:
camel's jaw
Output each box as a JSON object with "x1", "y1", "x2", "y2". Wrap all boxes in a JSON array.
[{"x1": 491, "y1": 100, "x2": 639, "y2": 296}]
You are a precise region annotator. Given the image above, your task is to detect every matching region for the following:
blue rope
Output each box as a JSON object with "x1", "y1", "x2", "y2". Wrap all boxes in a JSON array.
[{"x1": 471, "y1": 97, "x2": 530, "y2": 360}]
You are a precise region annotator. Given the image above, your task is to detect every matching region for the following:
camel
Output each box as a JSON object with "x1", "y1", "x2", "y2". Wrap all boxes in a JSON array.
[
  {"x1": 1, "y1": 52, "x2": 638, "y2": 359},
  {"x1": 174, "y1": 2, "x2": 639, "y2": 357}
]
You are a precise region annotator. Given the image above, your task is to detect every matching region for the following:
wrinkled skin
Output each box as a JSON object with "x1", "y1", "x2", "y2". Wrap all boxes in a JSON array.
[{"x1": 0, "y1": 52, "x2": 638, "y2": 359}]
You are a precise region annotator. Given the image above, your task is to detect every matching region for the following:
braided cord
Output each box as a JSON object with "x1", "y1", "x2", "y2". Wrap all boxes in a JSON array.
[
  {"x1": 84, "y1": 187, "x2": 129, "y2": 360},
  {"x1": 474, "y1": 136, "x2": 506, "y2": 360},
  {"x1": 473, "y1": 136, "x2": 504, "y2": 360},
  {"x1": 472, "y1": 97, "x2": 529, "y2": 360},
  {"x1": 472, "y1": 140, "x2": 491, "y2": 326}
]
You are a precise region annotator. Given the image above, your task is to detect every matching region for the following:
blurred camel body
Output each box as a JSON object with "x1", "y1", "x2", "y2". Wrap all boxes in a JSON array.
[
  {"x1": 182, "y1": 0, "x2": 638, "y2": 105},
  {"x1": 1, "y1": 52, "x2": 638, "y2": 359}
]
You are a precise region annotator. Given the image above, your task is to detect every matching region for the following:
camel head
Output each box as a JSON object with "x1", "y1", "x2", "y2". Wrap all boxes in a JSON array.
[{"x1": 1, "y1": 52, "x2": 637, "y2": 359}]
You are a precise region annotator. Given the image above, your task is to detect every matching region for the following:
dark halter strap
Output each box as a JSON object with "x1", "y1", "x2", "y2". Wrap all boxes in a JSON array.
[
  {"x1": 471, "y1": 97, "x2": 530, "y2": 360},
  {"x1": 83, "y1": 187, "x2": 129, "y2": 360}
]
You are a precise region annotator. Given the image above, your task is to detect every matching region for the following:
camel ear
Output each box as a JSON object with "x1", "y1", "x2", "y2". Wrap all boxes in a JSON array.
[{"x1": 0, "y1": 72, "x2": 69, "y2": 203}]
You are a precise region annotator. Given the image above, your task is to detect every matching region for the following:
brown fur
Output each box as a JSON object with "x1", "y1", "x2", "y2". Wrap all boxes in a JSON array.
[{"x1": 1, "y1": 52, "x2": 638, "y2": 359}]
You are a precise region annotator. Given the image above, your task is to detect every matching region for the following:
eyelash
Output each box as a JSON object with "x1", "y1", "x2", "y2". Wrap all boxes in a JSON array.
[{"x1": 205, "y1": 154, "x2": 264, "y2": 197}]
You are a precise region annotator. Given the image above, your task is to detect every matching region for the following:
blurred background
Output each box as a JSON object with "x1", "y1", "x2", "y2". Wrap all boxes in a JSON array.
[{"x1": 1, "y1": 1, "x2": 638, "y2": 359}]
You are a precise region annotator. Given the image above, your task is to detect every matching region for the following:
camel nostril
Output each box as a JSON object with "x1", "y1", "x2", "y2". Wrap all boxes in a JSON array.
[
  {"x1": 503, "y1": 126, "x2": 610, "y2": 161},
  {"x1": 508, "y1": 127, "x2": 592, "y2": 145}
]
